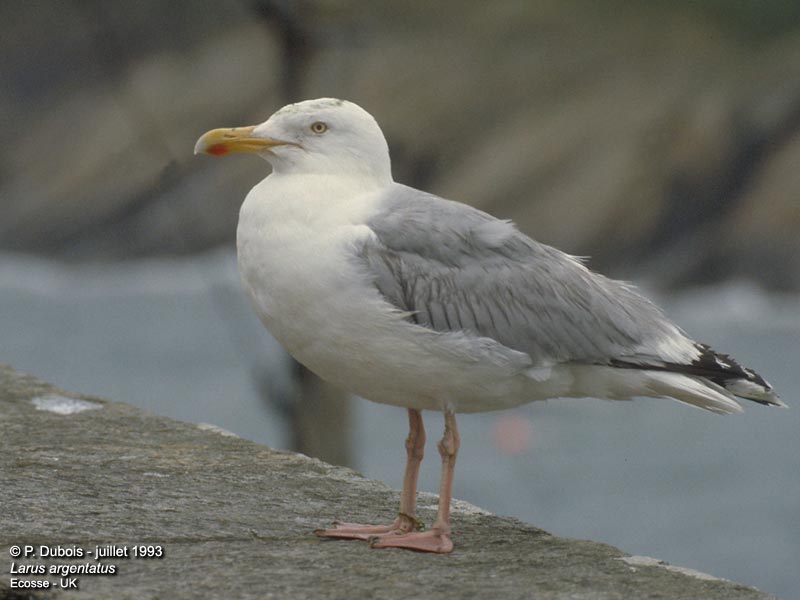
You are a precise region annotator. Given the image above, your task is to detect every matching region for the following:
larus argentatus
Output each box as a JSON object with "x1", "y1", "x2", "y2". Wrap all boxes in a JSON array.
[{"x1": 195, "y1": 98, "x2": 784, "y2": 553}]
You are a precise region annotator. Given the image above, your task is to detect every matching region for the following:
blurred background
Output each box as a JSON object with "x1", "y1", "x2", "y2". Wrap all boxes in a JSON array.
[{"x1": 2, "y1": 0, "x2": 798, "y2": 596}]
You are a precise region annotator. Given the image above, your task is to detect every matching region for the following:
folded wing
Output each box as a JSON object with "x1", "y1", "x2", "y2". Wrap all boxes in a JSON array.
[{"x1": 357, "y1": 184, "x2": 783, "y2": 409}]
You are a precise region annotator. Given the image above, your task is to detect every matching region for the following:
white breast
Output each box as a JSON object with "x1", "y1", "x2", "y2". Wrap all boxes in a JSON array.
[
  {"x1": 237, "y1": 173, "x2": 381, "y2": 344},
  {"x1": 238, "y1": 175, "x2": 412, "y2": 395}
]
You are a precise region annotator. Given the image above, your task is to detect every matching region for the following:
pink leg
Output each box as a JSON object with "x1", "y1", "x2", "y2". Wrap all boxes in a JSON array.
[
  {"x1": 370, "y1": 408, "x2": 459, "y2": 553},
  {"x1": 400, "y1": 408, "x2": 425, "y2": 517},
  {"x1": 314, "y1": 408, "x2": 426, "y2": 540}
]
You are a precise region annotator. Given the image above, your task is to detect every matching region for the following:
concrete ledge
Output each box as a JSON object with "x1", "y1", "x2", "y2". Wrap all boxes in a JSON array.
[{"x1": 0, "y1": 365, "x2": 773, "y2": 599}]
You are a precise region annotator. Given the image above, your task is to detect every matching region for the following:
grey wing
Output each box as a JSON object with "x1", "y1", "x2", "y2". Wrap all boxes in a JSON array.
[{"x1": 358, "y1": 184, "x2": 695, "y2": 368}]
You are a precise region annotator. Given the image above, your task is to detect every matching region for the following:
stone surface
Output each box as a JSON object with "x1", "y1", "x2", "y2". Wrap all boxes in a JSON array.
[{"x1": 0, "y1": 365, "x2": 774, "y2": 599}]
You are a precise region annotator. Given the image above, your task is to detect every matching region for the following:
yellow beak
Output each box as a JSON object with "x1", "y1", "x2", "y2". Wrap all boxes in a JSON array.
[{"x1": 193, "y1": 125, "x2": 293, "y2": 156}]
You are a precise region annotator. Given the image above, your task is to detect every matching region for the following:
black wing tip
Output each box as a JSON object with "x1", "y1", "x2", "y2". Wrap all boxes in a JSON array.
[
  {"x1": 689, "y1": 343, "x2": 785, "y2": 406},
  {"x1": 611, "y1": 342, "x2": 784, "y2": 407}
]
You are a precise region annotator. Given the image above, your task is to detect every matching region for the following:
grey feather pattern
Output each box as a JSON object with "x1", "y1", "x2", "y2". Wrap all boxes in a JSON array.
[{"x1": 358, "y1": 183, "x2": 686, "y2": 367}]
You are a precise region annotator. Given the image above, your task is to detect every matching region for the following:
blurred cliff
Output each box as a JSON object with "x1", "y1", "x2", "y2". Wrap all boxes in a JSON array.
[{"x1": 2, "y1": 0, "x2": 799, "y2": 288}]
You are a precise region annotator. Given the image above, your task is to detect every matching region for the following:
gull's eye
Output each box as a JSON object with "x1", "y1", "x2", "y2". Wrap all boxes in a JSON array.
[{"x1": 310, "y1": 121, "x2": 328, "y2": 134}]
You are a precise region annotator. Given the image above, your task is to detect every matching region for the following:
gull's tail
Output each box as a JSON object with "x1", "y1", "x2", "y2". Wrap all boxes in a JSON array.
[{"x1": 614, "y1": 343, "x2": 786, "y2": 414}]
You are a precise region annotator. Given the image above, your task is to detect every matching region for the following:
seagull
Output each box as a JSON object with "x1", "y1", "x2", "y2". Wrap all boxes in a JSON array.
[{"x1": 195, "y1": 98, "x2": 785, "y2": 553}]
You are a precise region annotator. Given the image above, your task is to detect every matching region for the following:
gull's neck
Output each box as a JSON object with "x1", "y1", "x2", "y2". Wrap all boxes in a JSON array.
[
  {"x1": 269, "y1": 152, "x2": 393, "y2": 187},
  {"x1": 241, "y1": 171, "x2": 392, "y2": 232}
]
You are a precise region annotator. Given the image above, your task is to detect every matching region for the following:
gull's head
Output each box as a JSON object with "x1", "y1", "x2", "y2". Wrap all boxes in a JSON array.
[{"x1": 194, "y1": 98, "x2": 392, "y2": 183}]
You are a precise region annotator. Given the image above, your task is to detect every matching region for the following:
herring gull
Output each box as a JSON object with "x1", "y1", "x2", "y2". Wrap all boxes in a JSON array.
[{"x1": 195, "y1": 98, "x2": 785, "y2": 553}]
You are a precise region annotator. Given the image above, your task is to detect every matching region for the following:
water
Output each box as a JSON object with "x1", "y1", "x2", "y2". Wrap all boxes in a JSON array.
[{"x1": 2, "y1": 251, "x2": 798, "y2": 597}]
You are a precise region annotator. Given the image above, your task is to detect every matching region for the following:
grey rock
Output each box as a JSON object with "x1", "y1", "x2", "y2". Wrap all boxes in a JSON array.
[
  {"x1": 0, "y1": 365, "x2": 774, "y2": 599},
  {"x1": 308, "y1": 2, "x2": 800, "y2": 288},
  {"x1": 0, "y1": 0, "x2": 281, "y2": 258},
  {"x1": 3, "y1": 2, "x2": 800, "y2": 289}
]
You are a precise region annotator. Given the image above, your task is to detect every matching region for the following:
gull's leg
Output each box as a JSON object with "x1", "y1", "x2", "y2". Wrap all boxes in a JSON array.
[
  {"x1": 314, "y1": 408, "x2": 426, "y2": 540},
  {"x1": 370, "y1": 408, "x2": 459, "y2": 553},
  {"x1": 399, "y1": 407, "x2": 425, "y2": 518}
]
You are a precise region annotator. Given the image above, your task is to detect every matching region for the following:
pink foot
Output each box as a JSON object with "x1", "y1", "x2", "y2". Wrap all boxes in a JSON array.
[
  {"x1": 369, "y1": 528, "x2": 453, "y2": 553},
  {"x1": 314, "y1": 514, "x2": 421, "y2": 541},
  {"x1": 314, "y1": 520, "x2": 397, "y2": 541}
]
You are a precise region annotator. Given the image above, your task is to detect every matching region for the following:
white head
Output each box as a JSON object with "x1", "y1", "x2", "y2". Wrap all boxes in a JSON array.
[{"x1": 195, "y1": 98, "x2": 392, "y2": 184}]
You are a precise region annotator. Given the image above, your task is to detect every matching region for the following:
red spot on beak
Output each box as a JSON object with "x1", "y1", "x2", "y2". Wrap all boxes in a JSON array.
[{"x1": 207, "y1": 144, "x2": 229, "y2": 156}]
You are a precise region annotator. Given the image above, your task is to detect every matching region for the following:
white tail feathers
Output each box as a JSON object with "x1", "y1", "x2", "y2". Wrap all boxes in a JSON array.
[{"x1": 643, "y1": 372, "x2": 744, "y2": 415}]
